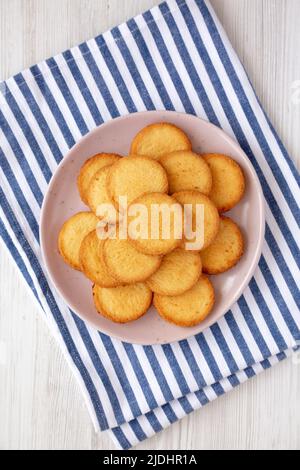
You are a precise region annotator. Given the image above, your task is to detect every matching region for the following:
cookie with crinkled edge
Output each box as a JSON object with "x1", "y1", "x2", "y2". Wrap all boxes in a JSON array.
[
  {"x1": 127, "y1": 192, "x2": 183, "y2": 256},
  {"x1": 107, "y1": 156, "x2": 169, "y2": 209},
  {"x1": 201, "y1": 216, "x2": 244, "y2": 274},
  {"x1": 130, "y1": 123, "x2": 192, "y2": 160},
  {"x1": 154, "y1": 276, "x2": 215, "y2": 327},
  {"x1": 103, "y1": 236, "x2": 162, "y2": 284},
  {"x1": 173, "y1": 190, "x2": 220, "y2": 251},
  {"x1": 93, "y1": 282, "x2": 152, "y2": 323},
  {"x1": 77, "y1": 153, "x2": 121, "y2": 205},
  {"x1": 58, "y1": 212, "x2": 99, "y2": 270},
  {"x1": 202, "y1": 153, "x2": 245, "y2": 212},
  {"x1": 160, "y1": 150, "x2": 212, "y2": 195},
  {"x1": 79, "y1": 231, "x2": 120, "y2": 287},
  {"x1": 146, "y1": 248, "x2": 202, "y2": 296}
]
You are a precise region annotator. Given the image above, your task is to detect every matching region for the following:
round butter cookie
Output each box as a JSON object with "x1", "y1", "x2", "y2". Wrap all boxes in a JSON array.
[
  {"x1": 128, "y1": 193, "x2": 183, "y2": 256},
  {"x1": 154, "y1": 276, "x2": 214, "y2": 327},
  {"x1": 173, "y1": 190, "x2": 219, "y2": 251},
  {"x1": 58, "y1": 212, "x2": 99, "y2": 270},
  {"x1": 202, "y1": 153, "x2": 245, "y2": 212},
  {"x1": 160, "y1": 150, "x2": 212, "y2": 195},
  {"x1": 77, "y1": 153, "x2": 121, "y2": 205},
  {"x1": 201, "y1": 216, "x2": 244, "y2": 274},
  {"x1": 147, "y1": 248, "x2": 202, "y2": 296},
  {"x1": 130, "y1": 123, "x2": 192, "y2": 160},
  {"x1": 86, "y1": 166, "x2": 118, "y2": 223},
  {"x1": 103, "y1": 236, "x2": 162, "y2": 284},
  {"x1": 93, "y1": 282, "x2": 152, "y2": 323},
  {"x1": 79, "y1": 231, "x2": 119, "y2": 287},
  {"x1": 107, "y1": 156, "x2": 168, "y2": 209}
]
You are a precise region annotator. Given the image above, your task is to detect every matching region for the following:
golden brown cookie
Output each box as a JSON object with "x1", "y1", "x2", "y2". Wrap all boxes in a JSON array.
[
  {"x1": 107, "y1": 156, "x2": 168, "y2": 209},
  {"x1": 201, "y1": 216, "x2": 244, "y2": 274},
  {"x1": 202, "y1": 153, "x2": 245, "y2": 212},
  {"x1": 79, "y1": 231, "x2": 120, "y2": 287},
  {"x1": 128, "y1": 192, "x2": 183, "y2": 256},
  {"x1": 130, "y1": 123, "x2": 192, "y2": 160},
  {"x1": 77, "y1": 153, "x2": 121, "y2": 205},
  {"x1": 86, "y1": 165, "x2": 118, "y2": 223},
  {"x1": 58, "y1": 212, "x2": 99, "y2": 270},
  {"x1": 103, "y1": 236, "x2": 162, "y2": 284},
  {"x1": 146, "y1": 248, "x2": 202, "y2": 296},
  {"x1": 160, "y1": 150, "x2": 212, "y2": 195},
  {"x1": 154, "y1": 276, "x2": 214, "y2": 327},
  {"x1": 173, "y1": 190, "x2": 219, "y2": 251},
  {"x1": 93, "y1": 282, "x2": 152, "y2": 323}
]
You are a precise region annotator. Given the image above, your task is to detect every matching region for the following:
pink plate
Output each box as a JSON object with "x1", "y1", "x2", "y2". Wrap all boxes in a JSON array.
[{"x1": 40, "y1": 111, "x2": 265, "y2": 345}]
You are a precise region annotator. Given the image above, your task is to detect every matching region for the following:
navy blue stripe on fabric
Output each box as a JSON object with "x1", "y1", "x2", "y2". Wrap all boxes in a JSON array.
[
  {"x1": 195, "y1": 334, "x2": 224, "y2": 384},
  {"x1": 129, "y1": 419, "x2": 148, "y2": 442},
  {"x1": 258, "y1": 256, "x2": 300, "y2": 341},
  {"x1": 162, "y1": 403, "x2": 178, "y2": 424},
  {"x1": 30, "y1": 65, "x2": 75, "y2": 148},
  {"x1": 179, "y1": 340, "x2": 206, "y2": 388},
  {"x1": 111, "y1": 427, "x2": 131, "y2": 450},
  {"x1": 143, "y1": 10, "x2": 196, "y2": 115},
  {"x1": 127, "y1": 19, "x2": 175, "y2": 111},
  {"x1": 210, "y1": 323, "x2": 239, "y2": 374},
  {"x1": 123, "y1": 343, "x2": 159, "y2": 410},
  {"x1": 177, "y1": 0, "x2": 299, "y2": 262},
  {"x1": 0, "y1": 218, "x2": 40, "y2": 303},
  {"x1": 248, "y1": 278, "x2": 288, "y2": 351},
  {"x1": 211, "y1": 382, "x2": 225, "y2": 397},
  {"x1": 0, "y1": 159, "x2": 40, "y2": 238},
  {"x1": 14, "y1": 73, "x2": 63, "y2": 163},
  {"x1": 243, "y1": 366, "x2": 256, "y2": 379},
  {"x1": 111, "y1": 27, "x2": 155, "y2": 111},
  {"x1": 195, "y1": 389, "x2": 209, "y2": 406},
  {"x1": 159, "y1": 2, "x2": 219, "y2": 125},
  {"x1": 4, "y1": 87, "x2": 52, "y2": 182},
  {"x1": 0, "y1": 113, "x2": 44, "y2": 207},
  {"x1": 71, "y1": 314, "x2": 125, "y2": 426},
  {"x1": 162, "y1": 344, "x2": 191, "y2": 396},
  {"x1": 78, "y1": 42, "x2": 120, "y2": 118},
  {"x1": 225, "y1": 311, "x2": 255, "y2": 365},
  {"x1": 99, "y1": 334, "x2": 142, "y2": 418},
  {"x1": 95, "y1": 36, "x2": 137, "y2": 114},
  {"x1": 237, "y1": 295, "x2": 273, "y2": 357},
  {"x1": 227, "y1": 374, "x2": 240, "y2": 388},
  {"x1": 46, "y1": 57, "x2": 89, "y2": 136},
  {"x1": 0, "y1": 191, "x2": 108, "y2": 429},
  {"x1": 145, "y1": 411, "x2": 163, "y2": 433},
  {"x1": 63, "y1": 50, "x2": 104, "y2": 126},
  {"x1": 194, "y1": 0, "x2": 300, "y2": 221},
  {"x1": 178, "y1": 396, "x2": 193, "y2": 414},
  {"x1": 143, "y1": 346, "x2": 175, "y2": 403}
]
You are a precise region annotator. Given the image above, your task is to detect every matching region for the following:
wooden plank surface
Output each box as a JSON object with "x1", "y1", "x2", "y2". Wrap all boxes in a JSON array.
[{"x1": 0, "y1": 0, "x2": 299, "y2": 450}]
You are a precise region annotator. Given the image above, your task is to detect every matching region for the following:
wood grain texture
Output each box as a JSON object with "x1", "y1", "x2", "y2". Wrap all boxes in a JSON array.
[{"x1": 0, "y1": 0, "x2": 299, "y2": 450}]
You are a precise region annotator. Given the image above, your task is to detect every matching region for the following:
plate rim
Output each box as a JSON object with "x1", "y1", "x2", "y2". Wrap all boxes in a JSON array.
[{"x1": 40, "y1": 110, "x2": 266, "y2": 345}]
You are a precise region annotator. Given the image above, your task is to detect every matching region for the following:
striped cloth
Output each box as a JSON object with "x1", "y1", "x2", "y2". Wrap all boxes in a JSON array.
[{"x1": 0, "y1": 0, "x2": 299, "y2": 450}]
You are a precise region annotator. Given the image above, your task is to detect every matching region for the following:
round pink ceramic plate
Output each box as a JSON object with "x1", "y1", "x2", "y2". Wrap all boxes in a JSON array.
[{"x1": 40, "y1": 111, "x2": 265, "y2": 345}]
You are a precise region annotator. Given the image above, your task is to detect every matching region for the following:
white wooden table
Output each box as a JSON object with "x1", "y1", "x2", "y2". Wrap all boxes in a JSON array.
[{"x1": 0, "y1": 0, "x2": 299, "y2": 450}]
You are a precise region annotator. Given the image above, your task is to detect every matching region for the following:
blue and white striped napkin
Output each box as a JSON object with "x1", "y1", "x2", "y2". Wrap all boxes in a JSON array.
[{"x1": 1, "y1": 0, "x2": 299, "y2": 449}]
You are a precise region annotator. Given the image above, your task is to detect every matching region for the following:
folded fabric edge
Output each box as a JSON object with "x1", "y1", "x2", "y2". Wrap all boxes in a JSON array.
[{"x1": 107, "y1": 348, "x2": 294, "y2": 450}]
